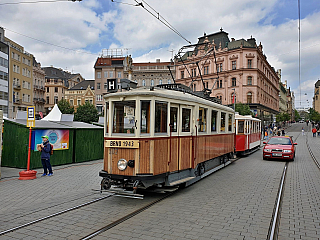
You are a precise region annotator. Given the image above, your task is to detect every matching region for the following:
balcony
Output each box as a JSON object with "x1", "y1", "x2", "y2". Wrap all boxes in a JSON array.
[
  {"x1": 13, "y1": 84, "x2": 21, "y2": 90},
  {"x1": 33, "y1": 98, "x2": 39, "y2": 102}
]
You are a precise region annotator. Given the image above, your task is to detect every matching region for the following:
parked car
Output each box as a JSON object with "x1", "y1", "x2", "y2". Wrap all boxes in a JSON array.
[{"x1": 263, "y1": 136, "x2": 297, "y2": 161}]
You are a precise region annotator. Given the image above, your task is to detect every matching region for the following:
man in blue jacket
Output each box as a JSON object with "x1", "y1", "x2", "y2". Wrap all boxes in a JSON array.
[{"x1": 40, "y1": 135, "x2": 53, "y2": 176}]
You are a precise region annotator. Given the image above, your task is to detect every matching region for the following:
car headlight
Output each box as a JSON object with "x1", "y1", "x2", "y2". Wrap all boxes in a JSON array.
[
  {"x1": 264, "y1": 149, "x2": 271, "y2": 152},
  {"x1": 283, "y1": 150, "x2": 292, "y2": 153},
  {"x1": 117, "y1": 159, "x2": 127, "y2": 171}
]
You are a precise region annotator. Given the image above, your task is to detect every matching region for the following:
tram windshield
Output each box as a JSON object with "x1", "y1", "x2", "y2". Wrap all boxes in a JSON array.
[{"x1": 113, "y1": 101, "x2": 136, "y2": 134}]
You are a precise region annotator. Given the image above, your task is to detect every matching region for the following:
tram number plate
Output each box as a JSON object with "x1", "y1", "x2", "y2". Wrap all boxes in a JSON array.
[
  {"x1": 272, "y1": 153, "x2": 282, "y2": 157},
  {"x1": 105, "y1": 140, "x2": 139, "y2": 148}
]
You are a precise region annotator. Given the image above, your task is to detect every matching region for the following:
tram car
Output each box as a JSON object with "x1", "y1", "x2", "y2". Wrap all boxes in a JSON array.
[
  {"x1": 99, "y1": 84, "x2": 235, "y2": 196},
  {"x1": 235, "y1": 114, "x2": 261, "y2": 156}
]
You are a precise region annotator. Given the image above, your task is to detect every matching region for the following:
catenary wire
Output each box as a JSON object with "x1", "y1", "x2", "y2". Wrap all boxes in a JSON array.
[{"x1": 0, "y1": 0, "x2": 80, "y2": 5}]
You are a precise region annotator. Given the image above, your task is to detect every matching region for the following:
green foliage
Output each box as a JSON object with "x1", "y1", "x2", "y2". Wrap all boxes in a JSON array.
[
  {"x1": 309, "y1": 108, "x2": 320, "y2": 122},
  {"x1": 235, "y1": 103, "x2": 252, "y2": 116},
  {"x1": 294, "y1": 109, "x2": 300, "y2": 121},
  {"x1": 74, "y1": 101, "x2": 99, "y2": 123},
  {"x1": 57, "y1": 99, "x2": 74, "y2": 114},
  {"x1": 276, "y1": 112, "x2": 291, "y2": 122}
]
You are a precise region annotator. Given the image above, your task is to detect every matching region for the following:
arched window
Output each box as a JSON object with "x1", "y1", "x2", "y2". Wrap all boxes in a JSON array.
[
  {"x1": 247, "y1": 76, "x2": 252, "y2": 85},
  {"x1": 168, "y1": 79, "x2": 171, "y2": 84},
  {"x1": 159, "y1": 79, "x2": 162, "y2": 85},
  {"x1": 247, "y1": 92, "x2": 253, "y2": 103},
  {"x1": 151, "y1": 79, "x2": 154, "y2": 86},
  {"x1": 142, "y1": 80, "x2": 146, "y2": 86}
]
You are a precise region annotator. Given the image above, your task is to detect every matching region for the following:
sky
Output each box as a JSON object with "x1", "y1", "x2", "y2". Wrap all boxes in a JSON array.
[{"x1": 0, "y1": 0, "x2": 319, "y2": 109}]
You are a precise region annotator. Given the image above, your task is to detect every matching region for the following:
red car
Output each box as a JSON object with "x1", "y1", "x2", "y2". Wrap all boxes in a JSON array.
[{"x1": 263, "y1": 136, "x2": 297, "y2": 161}]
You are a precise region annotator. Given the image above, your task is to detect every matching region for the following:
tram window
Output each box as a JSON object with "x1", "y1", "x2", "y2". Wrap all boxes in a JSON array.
[
  {"x1": 141, "y1": 101, "x2": 150, "y2": 134},
  {"x1": 198, "y1": 107, "x2": 207, "y2": 132},
  {"x1": 238, "y1": 121, "x2": 244, "y2": 134},
  {"x1": 220, "y1": 112, "x2": 226, "y2": 132},
  {"x1": 113, "y1": 101, "x2": 136, "y2": 134},
  {"x1": 182, "y1": 108, "x2": 191, "y2": 132},
  {"x1": 228, "y1": 114, "x2": 232, "y2": 132},
  {"x1": 211, "y1": 110, "x2": 217, "y2": 132},
  {"x1": 155, "y1": 101, "x2": 167, "y2": 133},
  {"x1": 170, "y1": 107, "x2": 178, "y2": 132}
]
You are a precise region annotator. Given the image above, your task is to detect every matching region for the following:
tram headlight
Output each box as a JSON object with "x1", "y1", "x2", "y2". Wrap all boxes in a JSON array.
[{"x1": 117, "y1": 159, "x2": 128, "y2": 171}]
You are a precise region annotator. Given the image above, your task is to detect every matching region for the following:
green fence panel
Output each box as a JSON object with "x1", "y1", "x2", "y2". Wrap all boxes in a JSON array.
[{"x1": 74, "y1": 128, "x2": 104, "y2": 163}]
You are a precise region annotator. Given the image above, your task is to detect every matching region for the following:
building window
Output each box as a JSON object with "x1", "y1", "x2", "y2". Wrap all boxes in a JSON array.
[
  {"x1": 104, "y1": 71, "x2": 108, "y2": 78},
  {"x1": 159, "y1": 79, "x2": 162, "y2": 85},
  {"x1": 77, "y1": 99, "x2": 81, "y2": 105},
  {"x1": 96, "y1": 95, "x2": 103, "y2": 101},
  {"x1": 97, "y1": 83, "x2": 101, "y2": 90},
  {"x1": 54, "y1": 96, "x2": 58, "y2": 104},
  {"x1": 46, "y1": 96, "x2": 49, "y2": 104},
  {"x1": 181, "y1": 70, "x2": 184, "y2": 79},
  {"x1": 217, "y1": 79, "x2": 222, "y2": 88},
  {"x1": 203, "y1": 66, "x2": 209, "y2": 75},
  {"x1": 168, "y1": 79, "x2": 171, "y2": 84},
  {"x1": 117, "y1": 72, "x2": 121, "y2": 78},
  {"x1": 55, "y1": 87, "x2": 58, "y2": 93},
  {"x1": 151, "y1": 80, "x2": 154, "y2": 86},
  {"x1": 231, "y1": 78, "x2": 236, "y2": 87},
  {"x1": 70, "y1": 99, "x2": 74, "y2": 106},
  {"x1": 142, "y1": 80, "x2": 146, "y2": 86},
  {"x1": 97, "y1": 72, "x2": 101, "y2": 79},
  {"x1": 191, "y1": 68, "x2": 196, "y2": 77},
  {"x1": 247, "y1": 92, "x2": 253, "y2": 103},
  {"x1": 247, "y1": 76, "x2": 252, "y2": 85},
  {"x1": 104, "y1": 82, "x2": 108, "y2": 89},
  {"x1": 248, "y1": 59, "x2": 252, "y2": 68},
  {"x1": 232, "y1": 61, "x2": 237, "y2": 70},
  {"x1": 109, "y1": 71, "x2": 113, "y2": 78}
]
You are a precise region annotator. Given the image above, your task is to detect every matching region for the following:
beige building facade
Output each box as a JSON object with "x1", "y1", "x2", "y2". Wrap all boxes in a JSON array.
[
  {"x1": 313, "y1": 80, "x2": 320, "y2": 113},
  {"x1": 33, "y1": 59, "x2": 45, "y2": 118},
  {"x1": 5, "y1": 37, "x2": 33, "y2": 118},
  {"x1": 175, "y1": 30, "x2": 280, "y2": 125},
  {"x1": 42, "y1": 67, "x2": 84, "y2": 114},
  {"x1": 65, "y1": 80, "x2": 95, "y2": 111}
]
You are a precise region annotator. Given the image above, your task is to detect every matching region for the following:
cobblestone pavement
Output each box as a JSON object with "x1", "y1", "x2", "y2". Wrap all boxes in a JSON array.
[
  {"x1": 1, "y1": 124, "x2": 319, "y2": 240},
  {"x1": 277, "y1": 126, "x2": 320, "y2": 240}
]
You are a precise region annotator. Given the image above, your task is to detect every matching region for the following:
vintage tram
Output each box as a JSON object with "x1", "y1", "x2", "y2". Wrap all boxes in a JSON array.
[
  {"x1": 235, "y1": 114, "x2": 261, "y2": 156},
  {"x1": 99, "y1": 84, "x2": 235, "y2": 196}
]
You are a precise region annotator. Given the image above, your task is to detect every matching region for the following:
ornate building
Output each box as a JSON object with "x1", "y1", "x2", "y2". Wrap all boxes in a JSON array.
[
  {"x1": 33, "y1": 58, "x2": 45, "y2": 118},
  {"x1": 65, "y1": 80, "x2": 95, "y2": 111},
  {"x1": 0, "y1": 27, "x2": 9, "y2": 117},
  {"x1": 313, "y1": 79, "x2": 320, "y2": 113},
  {"x1": 42, "y1": 66, "x2": 84, "y2": 114},
  {"x1": 174, "y1": 29, "x2": 280, "y2": 125}
]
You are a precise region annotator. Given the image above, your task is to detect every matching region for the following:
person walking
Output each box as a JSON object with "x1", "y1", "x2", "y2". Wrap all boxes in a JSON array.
[
  {"x1": 40, "y1": 135, "x2": 53, "y2": 176},
  {"x1": 312, "y1": 127, "x2": 317, "y2": 137},
  {"x1": 302, "y1": 127, "x2": 305, "y2": 136}
]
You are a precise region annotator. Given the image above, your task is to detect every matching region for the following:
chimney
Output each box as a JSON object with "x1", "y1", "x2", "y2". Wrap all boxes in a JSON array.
[{"x1": 156, "y1": 59, "x2": 160, "y2": 63}]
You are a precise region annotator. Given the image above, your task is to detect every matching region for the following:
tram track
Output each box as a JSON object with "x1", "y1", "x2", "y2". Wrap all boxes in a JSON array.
[
  {"x1": 306, "y1": 133, "x2": 320, "y2": 170},
  {"x1": 0, "y1": 194, "x2": 114, "y2": 237},
  {"x1": 267, "y1": 133, "x2": 299, "y2": 240}
]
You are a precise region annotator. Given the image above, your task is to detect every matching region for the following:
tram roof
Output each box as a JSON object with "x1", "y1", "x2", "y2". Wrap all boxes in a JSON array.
[
  {"x1": 235, "y1": 114, "x2": 261, "y2": 122},
  {"x1": 104, "y1": 86, "x2": 234, "y2": 112}
]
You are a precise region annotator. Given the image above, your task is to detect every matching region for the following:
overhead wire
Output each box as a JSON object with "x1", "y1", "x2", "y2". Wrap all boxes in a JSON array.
[
  {"x1": 0, "y1": 0, "x2": 80, "y2": 5},
  {"x1": 131, "y1": 0, "x2": 191, "y2": 44}
]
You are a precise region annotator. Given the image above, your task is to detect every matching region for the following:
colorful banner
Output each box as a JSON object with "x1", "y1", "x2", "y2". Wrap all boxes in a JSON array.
[{"x1": 33, "y1": 129, "x2": 69, "y2": 151}]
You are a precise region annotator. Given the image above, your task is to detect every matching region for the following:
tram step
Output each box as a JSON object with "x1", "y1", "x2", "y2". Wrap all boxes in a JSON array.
[{"x1": 169, "y1": 177, "x2": 195, "y2": 186}]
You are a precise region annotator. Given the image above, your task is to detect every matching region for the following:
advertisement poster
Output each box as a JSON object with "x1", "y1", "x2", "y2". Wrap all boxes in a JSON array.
[{"x1": 34, "y1": 129, "x2": 69, "y2": 151}]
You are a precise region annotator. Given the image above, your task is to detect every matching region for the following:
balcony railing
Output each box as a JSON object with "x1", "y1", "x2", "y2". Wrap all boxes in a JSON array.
[{"x1": 13, "y1": 84, "x2": 21, "y2": 90}]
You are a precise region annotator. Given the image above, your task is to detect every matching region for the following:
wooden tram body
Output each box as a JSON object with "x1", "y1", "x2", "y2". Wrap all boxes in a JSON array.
[
  {"x1": 99, "y1": 85, "x2": 235, "y2": 194},
  {"x1": 235, "y1": 114, "x2": 261, "y2": 155}
]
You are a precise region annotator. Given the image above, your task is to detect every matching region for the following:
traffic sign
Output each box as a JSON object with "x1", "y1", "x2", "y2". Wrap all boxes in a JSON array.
[{"x1": 27, "y1": 106, "x2": 35, "y2": 128}]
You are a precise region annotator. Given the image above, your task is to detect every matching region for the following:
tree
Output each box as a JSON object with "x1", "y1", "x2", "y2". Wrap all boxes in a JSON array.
[
  {"x1": 309, "y1": 108, "x2": 320, "y2": 122},
  {"x1": 74, "y1": 101, "x2": 99, "y2": 123},
  {"x1": 294, "y1": 109, "x2": 300, "y2": 121},
  {"x1": 235, "y1": 103, "x2": 253, "y2": 116},
  {"x1": 57, "y1": 99, "x2": 74, "y2": 114}
]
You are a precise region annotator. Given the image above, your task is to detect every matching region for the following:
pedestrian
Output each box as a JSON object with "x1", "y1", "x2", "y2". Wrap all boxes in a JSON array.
[
  {"x1": 302, "y1": 127, "x2": 305, "y2": 136},
  {"x1": 312, "y1": 127, "x2": 317, "y2": 137},
  {"x1": 40, "y1": 135, "x2": 53, "y2": 177},
  {"x1": 282, "y1": 128, "x2": 285, "y2": 136}
]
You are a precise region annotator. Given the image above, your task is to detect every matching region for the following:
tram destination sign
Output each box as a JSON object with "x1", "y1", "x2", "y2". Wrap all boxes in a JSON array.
[{"x1": 105, "y1": 140, "x2": 139, "y2": 148}]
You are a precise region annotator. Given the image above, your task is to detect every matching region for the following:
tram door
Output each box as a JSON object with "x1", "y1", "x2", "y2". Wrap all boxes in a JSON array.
[
  {"x1": 169, "y1": 104, "x2": 179, "y2": 172},
  {"x1": 180, "y1": 105, "x2": 193, "y2": 171}
]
